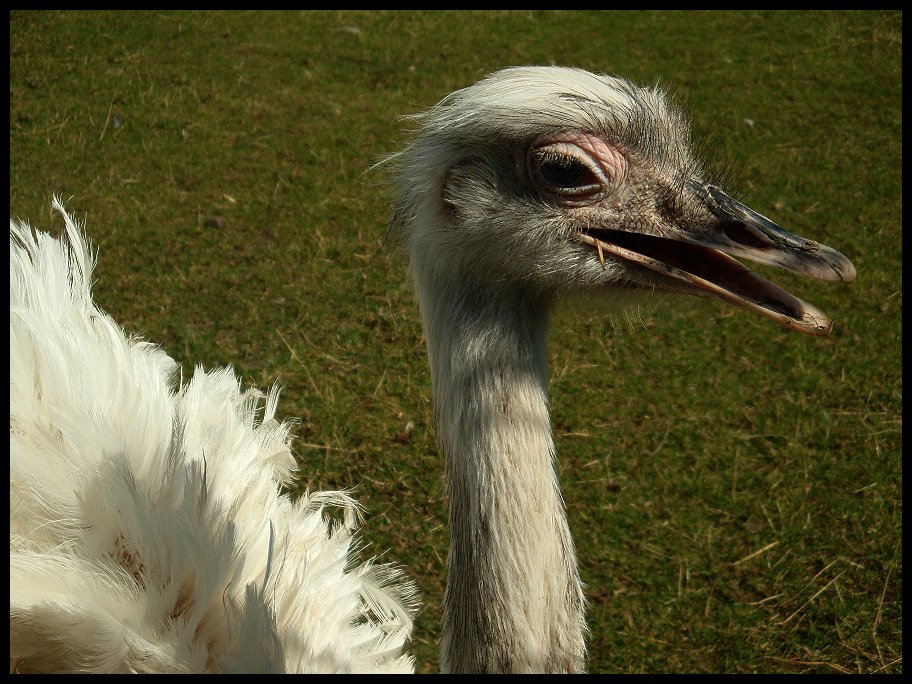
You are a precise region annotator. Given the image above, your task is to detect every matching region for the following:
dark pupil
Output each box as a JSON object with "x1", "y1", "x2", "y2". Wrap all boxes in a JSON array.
[{"x1": 539, "y1": 155, "x2": 591, "y2": 188}]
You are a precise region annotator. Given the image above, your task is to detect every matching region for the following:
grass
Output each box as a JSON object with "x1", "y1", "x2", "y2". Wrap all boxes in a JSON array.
[{"x1": 9, "y1": 10, "x2": 901, "y2": 674}]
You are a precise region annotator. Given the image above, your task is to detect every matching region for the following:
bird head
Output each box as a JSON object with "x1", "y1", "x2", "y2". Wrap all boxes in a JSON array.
[{"x1": 393, "y1": 66, "x2": 855, "y2": 335}]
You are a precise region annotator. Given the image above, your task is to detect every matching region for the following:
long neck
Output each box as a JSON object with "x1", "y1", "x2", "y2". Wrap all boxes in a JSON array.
[{"x1": 415, "y1": 278, "x2": 586, "y2": 674}]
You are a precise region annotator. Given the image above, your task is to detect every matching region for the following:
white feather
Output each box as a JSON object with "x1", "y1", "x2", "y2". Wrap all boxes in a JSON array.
[{"x1": 9, "y1": 202, "x2": 418, "y2": 673}]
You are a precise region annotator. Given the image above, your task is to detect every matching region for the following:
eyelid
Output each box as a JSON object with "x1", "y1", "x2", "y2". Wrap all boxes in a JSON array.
[{"x1": 529, "y1": 141, "x2": 610, "y2": 200}]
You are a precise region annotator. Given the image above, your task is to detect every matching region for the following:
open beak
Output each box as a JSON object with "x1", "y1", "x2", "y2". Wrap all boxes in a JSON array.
[{"x1": 578, "y1": 183, "x2": 856, "y2": 336}]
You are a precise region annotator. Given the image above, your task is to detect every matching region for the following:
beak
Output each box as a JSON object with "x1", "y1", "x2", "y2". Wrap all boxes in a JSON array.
[{"x1": 577, "y1": 183, "x2": 856, "y2": 336}]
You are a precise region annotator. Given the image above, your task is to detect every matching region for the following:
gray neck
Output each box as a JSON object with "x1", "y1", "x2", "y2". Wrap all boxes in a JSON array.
[{"x1": 415, "y1": 278, "x2": 586, "y2": 673}]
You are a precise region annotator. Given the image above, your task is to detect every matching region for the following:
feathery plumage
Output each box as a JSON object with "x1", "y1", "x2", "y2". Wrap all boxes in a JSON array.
[{"x1": 10, "y1": 200, "x2": 417, "y2": 674}]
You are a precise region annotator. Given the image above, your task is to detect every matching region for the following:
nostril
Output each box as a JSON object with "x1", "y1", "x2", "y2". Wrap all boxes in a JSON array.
[{"x1": 720, "y1": 221, "x2": 773, "y2": 249}]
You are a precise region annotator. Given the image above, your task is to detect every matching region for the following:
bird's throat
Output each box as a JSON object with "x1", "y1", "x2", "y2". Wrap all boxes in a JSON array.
[{"x1": 415, "y1": 281, "x2": 587, "y2": 673}]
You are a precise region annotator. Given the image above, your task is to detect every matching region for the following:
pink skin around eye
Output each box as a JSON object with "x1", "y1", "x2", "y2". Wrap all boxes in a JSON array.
[{"x1": 540, "y1": 131, "x2": 627, "y2": 183}]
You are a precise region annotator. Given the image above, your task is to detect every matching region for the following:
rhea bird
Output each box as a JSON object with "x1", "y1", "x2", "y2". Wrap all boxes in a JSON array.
[
  {"x1": 391, "y1": 66, "x2": 854, "y2": 673},
  {"x1": 9, "y1": 66, "x2": 855, "y2": 674}
]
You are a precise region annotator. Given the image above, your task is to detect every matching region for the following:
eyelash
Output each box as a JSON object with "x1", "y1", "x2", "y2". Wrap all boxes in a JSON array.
[{"x1": 529, "y1": 146, "x2": 606, "y2": 201}]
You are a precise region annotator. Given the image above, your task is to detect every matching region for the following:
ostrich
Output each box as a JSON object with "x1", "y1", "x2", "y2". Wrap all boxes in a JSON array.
[{"x1": 9, "y1": 66, "x2": 855, "y2": 674}]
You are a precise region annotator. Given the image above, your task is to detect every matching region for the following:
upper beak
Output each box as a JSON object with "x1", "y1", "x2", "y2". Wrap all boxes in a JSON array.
[
  {"x1": 577, "y1": 183, "x2": 856, "y2": 336},
  {"x1": 694, "y1": 184, "x2": 856, "y2": 284}
]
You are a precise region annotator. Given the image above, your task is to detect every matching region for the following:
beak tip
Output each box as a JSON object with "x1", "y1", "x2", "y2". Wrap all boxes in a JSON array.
[
  {"x1": 799, "y1": 307, "x2": 836, "y2": 337},
  {"x1": 840, "y1": 261, "x2": 857, "y2": 284},
  {"x1": 825, "y1": 251, "x2": 856, "y2": 284}
]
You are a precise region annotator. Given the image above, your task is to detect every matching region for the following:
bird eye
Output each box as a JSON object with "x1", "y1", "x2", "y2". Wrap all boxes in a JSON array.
[
  {"x1": 538, "y1": 154, "x2": 592, "y2": 188},
  {"x1": 529, "y1": 146, "x2": 604, "y2": 200}
]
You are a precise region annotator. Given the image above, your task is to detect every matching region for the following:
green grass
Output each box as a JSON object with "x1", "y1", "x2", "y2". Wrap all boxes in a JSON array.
[{"x1": 10, "y1": 10, "x2": 901, "y2": 674}]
